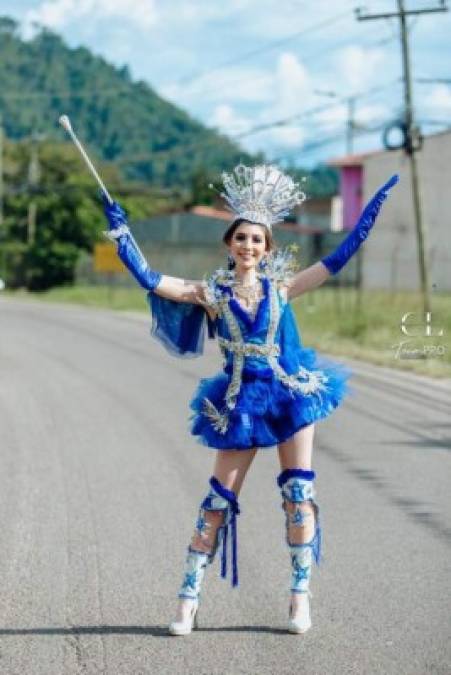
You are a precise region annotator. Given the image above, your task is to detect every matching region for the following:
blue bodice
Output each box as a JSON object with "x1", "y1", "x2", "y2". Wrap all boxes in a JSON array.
[
  {"x1": 213, "y1": 276, "x2": 303, "y2": 376},
  {"x1": 198, "y1": 274, "x2": 330, "y2": 434}
]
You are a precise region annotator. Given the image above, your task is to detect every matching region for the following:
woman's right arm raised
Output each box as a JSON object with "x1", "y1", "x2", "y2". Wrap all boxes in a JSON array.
[{"x1": 102, "y1": 195, "x2": 206, "y2": 305}]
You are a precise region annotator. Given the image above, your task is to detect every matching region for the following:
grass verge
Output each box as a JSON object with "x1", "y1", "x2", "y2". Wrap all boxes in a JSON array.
[{"x1": 5, "y1": 284, "x2": 451, "y2": 378}]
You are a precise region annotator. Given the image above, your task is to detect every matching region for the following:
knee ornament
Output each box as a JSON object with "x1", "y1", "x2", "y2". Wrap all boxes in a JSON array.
[{"x1": 277, "y1": 468, "x2": 322, "y2": 567}]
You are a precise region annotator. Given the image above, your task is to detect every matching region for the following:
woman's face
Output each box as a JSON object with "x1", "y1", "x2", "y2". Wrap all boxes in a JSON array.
[{"x1": 228, "y1": 222, "x2": 267, "y2": 271}]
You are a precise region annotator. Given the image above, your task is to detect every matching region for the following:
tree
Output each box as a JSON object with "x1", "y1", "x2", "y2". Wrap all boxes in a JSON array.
[{"x1": 1, "y1": 138, "x2": 175, "y2": 290}]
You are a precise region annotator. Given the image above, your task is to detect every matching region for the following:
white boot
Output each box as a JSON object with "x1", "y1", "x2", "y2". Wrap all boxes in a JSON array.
[
  {"x1": 277, "y1": 469, "x2": 322, "y2": 635},
  {"x1": 288, "y1": 590, "x2": 312, "y2": 634},
  {"x1": 168, "y1": 548, "x2": 208, "y2": 636},
  {"x1": 168, "y1": 477, "x2": 240, "y2": 636},
  {"x1": 168, "y1": 598, "x2": 200, "y2": 636}
]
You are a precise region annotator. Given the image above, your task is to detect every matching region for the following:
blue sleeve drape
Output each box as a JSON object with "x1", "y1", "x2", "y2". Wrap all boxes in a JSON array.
[{"x1": 148, "y1": 293, "x2": 215, "y2": 358}]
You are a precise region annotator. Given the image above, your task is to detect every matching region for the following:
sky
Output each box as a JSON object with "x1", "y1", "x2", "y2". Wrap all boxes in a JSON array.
[{"x1": 2, "y1": 0, "x2": 451, "y2": 167}]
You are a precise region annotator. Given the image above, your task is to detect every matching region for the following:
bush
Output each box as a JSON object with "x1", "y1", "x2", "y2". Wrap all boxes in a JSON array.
[
  {"x1": 1, "y1": 241, "x2": 28, "y2": 289},
  {"x1": 26, "y1": 241, "x2": 80, "y2": 291}
]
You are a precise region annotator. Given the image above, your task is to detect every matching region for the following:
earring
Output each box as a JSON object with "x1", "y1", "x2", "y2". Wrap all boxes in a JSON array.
[{"x1": 227, "y1": 255, "x2": 236, "y2": 270}]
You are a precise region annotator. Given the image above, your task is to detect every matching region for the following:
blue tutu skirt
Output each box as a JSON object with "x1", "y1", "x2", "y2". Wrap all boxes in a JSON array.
[{"x1": 190, "y1": 349, "x2": 352, "y2": 450}]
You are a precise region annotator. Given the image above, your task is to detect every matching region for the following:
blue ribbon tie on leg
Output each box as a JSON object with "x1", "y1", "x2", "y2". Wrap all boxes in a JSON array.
[{"x1": 209, "y1": 476, "x2": 241, "y2": 587}]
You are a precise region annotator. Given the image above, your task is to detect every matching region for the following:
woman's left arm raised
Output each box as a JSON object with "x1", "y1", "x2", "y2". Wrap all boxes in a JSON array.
[
  {"x1": 286, "y1": 261, "x2": 330, "y2": 300},
  {"x1": 286, "y1": 174, "x2": 399, "y2": 301}
]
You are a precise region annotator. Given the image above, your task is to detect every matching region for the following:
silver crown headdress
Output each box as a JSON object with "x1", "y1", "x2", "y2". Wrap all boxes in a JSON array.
[{"x1": 219, "y1": 163, "x2": 306, "y2": 230}]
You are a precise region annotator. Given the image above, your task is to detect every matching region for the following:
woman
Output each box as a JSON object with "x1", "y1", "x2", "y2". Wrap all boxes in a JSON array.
[{"x1": 102, "y1": 164, "x2": 398, "y2": 636}]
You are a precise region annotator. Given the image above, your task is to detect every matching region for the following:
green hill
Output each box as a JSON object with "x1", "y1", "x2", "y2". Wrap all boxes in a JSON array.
[{"x1": 0, "y1": 17, "x2": 257, "y2": 188}]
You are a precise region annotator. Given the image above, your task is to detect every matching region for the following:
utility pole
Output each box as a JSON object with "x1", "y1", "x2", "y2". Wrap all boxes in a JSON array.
[
  {"x1": 346, "y1": 97, "x2": 356, "y2": 155},
  {"x1": 27, "y1": 133, "x2": 41, "y2": 245},
  {"x1": 356, "y1": 0, "x2": 448, "y2": 316}
]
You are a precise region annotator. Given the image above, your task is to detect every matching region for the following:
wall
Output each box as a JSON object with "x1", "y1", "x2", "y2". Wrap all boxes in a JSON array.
[
  {"x1": 341, "y1": 165, "x2": 363, "y2": 230},
  {"x1": 362, "y1": 130, "x2": 451, "y2": 292},
  {"x1": 77, "y1": 211, "x2": 356, "y2": 286}
]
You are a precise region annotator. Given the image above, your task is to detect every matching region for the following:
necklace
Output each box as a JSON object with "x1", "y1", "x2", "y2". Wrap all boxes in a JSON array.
[{"x1": 232, "y1": 278, "x2": 264, "y2": 317}]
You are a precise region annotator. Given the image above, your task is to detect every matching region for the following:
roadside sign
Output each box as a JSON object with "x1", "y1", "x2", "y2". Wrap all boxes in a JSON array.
[{"x1": 94, "y1": 243, "x2": 125, "y2": 273}]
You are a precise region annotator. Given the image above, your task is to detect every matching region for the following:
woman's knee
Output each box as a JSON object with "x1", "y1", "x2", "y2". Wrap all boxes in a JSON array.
[
  {"x1": 189, "y1": 474, "x2": 240, "y2": 558},
  {"x1": 190, "y1": 509, "x2": 225, "y2": 554},
  {"x1": 277, "y1": 468, "x2": 319, "y2": 547},
  {"x1": 284, "y1": 500, "x2": 316, "y2": 545}
]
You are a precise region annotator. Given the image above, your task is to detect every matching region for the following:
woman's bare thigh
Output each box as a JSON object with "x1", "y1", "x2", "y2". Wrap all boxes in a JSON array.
[
  {"x1": 277, "y1": 424, "x2": 315, "y2": 471},
  {"x1": 212, "y1": 448, "x2": 258, "y2": 495}
]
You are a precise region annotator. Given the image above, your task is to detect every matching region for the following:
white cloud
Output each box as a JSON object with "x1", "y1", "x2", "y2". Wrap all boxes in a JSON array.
[
  {"x1": 163, "y1": 51, "x2": 313, "y2": 121},
  {"x1": 336, "y1": 45, "x2": 386, "y2": 92},
  {"x1": 209, "y1": 102, "x2": 306, "y2": 152},
  {"x1": 161, "y1": 67, "x2": 273, "y2": 107},
  {"x1": 210, "y1": 104, "x2": 250, "y2": 135},
  {"x1": 190, "y1": 52, "x2": 313, "y2": 152},
  {"x1": 267, "y1": 124, "x2": 305, "y2": 149},
  {"x1": 424, "y1": 84, "x2": 451, "y2": 115},
  {"x1": 314, "y1": 103, "x2": 348, "y2": 130},
  {"x1": 23, "y1": 0, "x2": 157, "y2": 35},
  {"x1": 273, "y1": 52, "x2": 311, "y2": 114},
  {"x1": 356, "y1": 102, "x2": 391, "y2": 125},
  {"x1": 242, "y1": 0, "x2": 356, "y2": 40},
  {"x1": 158, "y1": 0, "x2": 252, "y2": 25}
]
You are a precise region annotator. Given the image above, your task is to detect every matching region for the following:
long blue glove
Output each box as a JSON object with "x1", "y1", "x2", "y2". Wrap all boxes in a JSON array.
[
  {"x1": 102, "y1": 193, "x2": 162, "y2": 291},
  {"x1": 321, "y1": 174, "x2": 399, "y2": 276}
]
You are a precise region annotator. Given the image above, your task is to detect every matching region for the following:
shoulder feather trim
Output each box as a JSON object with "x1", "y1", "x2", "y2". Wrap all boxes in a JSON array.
[
  {"x1": 202, "y1": 267, "x2": 234, "y2": 311},
  {"x1": 259, "y1": 247, "x2": 300, "y2": 284}
]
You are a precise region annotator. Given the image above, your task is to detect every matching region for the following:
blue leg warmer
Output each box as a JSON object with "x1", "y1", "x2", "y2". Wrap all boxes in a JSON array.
[{"x1": 277, "y1": 468, "x2": 322, "y2": 594}]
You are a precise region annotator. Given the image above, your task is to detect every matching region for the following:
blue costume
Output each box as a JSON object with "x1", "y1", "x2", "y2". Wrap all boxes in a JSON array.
[
  {"x1": 190, "y1": 267, "x2": 351, "y2": 450},
  {"x1": 102, "y1": 166, "x2": 398, "y2": 634}
]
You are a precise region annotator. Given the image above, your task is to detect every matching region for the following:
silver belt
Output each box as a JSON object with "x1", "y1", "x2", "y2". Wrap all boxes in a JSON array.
[{"x1": 218, "y1": 337, "x2": 280, "y2": 358}]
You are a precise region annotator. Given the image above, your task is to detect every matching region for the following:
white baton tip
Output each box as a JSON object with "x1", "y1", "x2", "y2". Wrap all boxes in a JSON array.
[{"x1": 59, "y1": 115, "x2": 71, "y2": 131}]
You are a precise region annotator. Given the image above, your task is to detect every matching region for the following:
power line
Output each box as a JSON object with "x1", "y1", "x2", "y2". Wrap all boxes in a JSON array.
[
  {"x1": 115, "y1": 107, "x2": 400, "y2": 170},
  {"x1": 173, "y1": 30, "x2": 397, "y2": 97},
  {"x1": 174, "y1": 9, "x2": 353, "y2": 87},
  {"x1": 108, "y1": 80, "x2": 402, "y2": 168},
  {"x1": 190, "y1": 38, "x2": 398, "y2": 103},
  {"x1": 416, "y1": 77, "x2": 451, "y2": 84},
  {"x1": 234, "y1": 79, "x2": 401, "y2": 140},
  {"x1": 273, "y1": 117, "x2": 400, "y2": 160}
]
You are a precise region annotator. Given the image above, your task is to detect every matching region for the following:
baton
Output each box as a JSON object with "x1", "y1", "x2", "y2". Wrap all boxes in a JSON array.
[
  {"x1": 59, "y1": 114, "x2": 147, "y2": 262},
  {"x1": 59, "y1": 115, "x2": 113, "y2": 204}
]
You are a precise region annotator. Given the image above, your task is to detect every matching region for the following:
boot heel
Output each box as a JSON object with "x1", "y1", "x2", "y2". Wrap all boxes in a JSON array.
[
  {"x1": 193, "y1": 607, "x2": 199, "y2": 630},
  {"x1": 168, "y1": 601, "x2": 199, "y2": 636}
]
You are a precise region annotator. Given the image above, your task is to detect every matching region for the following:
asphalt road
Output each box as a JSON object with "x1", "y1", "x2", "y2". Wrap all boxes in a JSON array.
[{"x1": 0, "y1": 297, "x2": 450, "y2": 675}]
